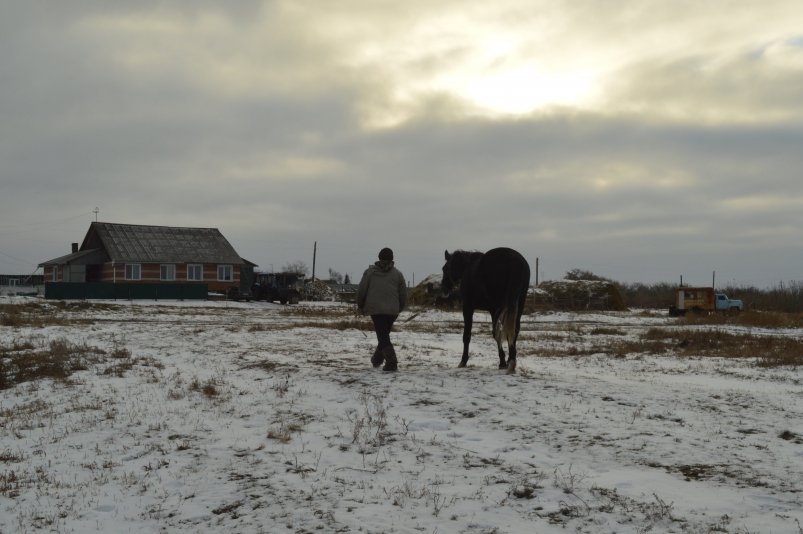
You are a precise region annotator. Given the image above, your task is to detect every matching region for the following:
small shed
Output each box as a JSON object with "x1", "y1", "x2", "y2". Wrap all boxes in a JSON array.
[{"x1": 39, "y1": 222, "x2": 253, "y2": 298}]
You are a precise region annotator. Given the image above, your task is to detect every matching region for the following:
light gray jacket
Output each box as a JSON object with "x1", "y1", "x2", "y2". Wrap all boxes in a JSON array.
[{"x1": 357, "y1": 261, "x2": 407, "y2": 316}]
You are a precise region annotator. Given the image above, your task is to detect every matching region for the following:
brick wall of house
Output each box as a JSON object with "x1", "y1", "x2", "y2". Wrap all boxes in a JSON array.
[{"x1": 98, "y1": 262, "x2": 240, "y2": 291}]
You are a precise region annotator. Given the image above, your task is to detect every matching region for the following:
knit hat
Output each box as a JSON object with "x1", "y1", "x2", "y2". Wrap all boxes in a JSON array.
[{"x1": 378, "y1": 247, "x2": 394, "y2": 261}]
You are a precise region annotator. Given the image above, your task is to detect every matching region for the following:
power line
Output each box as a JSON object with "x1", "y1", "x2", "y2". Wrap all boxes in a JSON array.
[
  {"x1": 0, "y1": 211, "x2": 95, "y2": 236},
  {"x1": 0, "y1": 249, "x2": 33, "y2": 265}
]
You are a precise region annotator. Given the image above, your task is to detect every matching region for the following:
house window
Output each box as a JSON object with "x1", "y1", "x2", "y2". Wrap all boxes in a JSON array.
[
  {"x1": 160, "y1": 264, "x2": 176, "y2": 281},
  {"x1": 51, "y1": 268, "x2": 58, "y2": 282},
  {"x1": 217, "y1": 264, "x2": 232, "y2": 281},
  {"x1": 125, "y1": 264, "x2": 141, "y2": 280},
  {"x1": 187, "y1": 264, "x2": 203, "y2": 281}
]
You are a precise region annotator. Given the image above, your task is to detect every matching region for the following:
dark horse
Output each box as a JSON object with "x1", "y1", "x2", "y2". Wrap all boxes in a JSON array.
[{"x1": 442, "y1": 247, "x2": 530, "y2": 373}]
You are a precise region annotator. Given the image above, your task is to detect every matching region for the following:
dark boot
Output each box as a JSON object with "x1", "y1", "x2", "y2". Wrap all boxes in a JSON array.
[
  {"x1": 382, "y1": 345, "x2": 398, "y2": 372},
  {"x1": 371, "y1": 346, "x2": 384, "y2": 368}
]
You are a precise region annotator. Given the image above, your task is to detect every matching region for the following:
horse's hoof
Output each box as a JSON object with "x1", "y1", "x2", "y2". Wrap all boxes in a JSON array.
[
  {"x1": 506, "y1": 361, "x2": 517, "y2": 374},
  {"x1": 458, "y1": 362, "x2": 467, "y2": 368}
]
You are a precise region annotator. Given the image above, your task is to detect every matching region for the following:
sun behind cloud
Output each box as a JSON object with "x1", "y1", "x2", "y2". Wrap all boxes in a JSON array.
[{"x1": 443, "y1": 65, "x2": 598, "y2": 115}]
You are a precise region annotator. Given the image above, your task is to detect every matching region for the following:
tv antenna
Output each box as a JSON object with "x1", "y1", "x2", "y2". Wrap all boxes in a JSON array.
[{"x1": 93, "y1": 207, "x2": 99, "y2": 222}]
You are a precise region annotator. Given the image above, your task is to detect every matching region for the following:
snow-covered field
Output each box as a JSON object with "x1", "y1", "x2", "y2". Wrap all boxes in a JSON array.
[{"x1": 1, "y1": 297, "x2": 801, "y2": 533}]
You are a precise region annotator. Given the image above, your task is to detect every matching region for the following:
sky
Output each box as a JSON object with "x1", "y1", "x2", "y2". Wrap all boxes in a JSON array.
[{"x1": 2, "y1": 0, "x2": 803, "y2": 288}]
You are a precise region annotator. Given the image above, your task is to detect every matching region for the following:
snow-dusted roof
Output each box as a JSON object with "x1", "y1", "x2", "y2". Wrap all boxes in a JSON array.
[
  {"x1": 41, "y1": 222, "x2": 247, "y2": 265},
  {"x1": 80, "y1": 222, "x2": 245, "y2": 264},
  {"x1": 39, "y1": 248, "x2": 105, "y2": 266}
]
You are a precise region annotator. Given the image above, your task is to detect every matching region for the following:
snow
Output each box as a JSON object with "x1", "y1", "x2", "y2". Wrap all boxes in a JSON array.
[{"x1": 1, "y1": 297, "x2": 801, "y2": 533}]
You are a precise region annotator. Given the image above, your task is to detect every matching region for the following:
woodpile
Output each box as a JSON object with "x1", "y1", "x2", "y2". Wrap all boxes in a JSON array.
[
  {"x1": 303, "y1": 279, "x2": 334, "y2": 301},
  {"x1": 530, "y1": 279, "x2": 625, "y2": 311}
]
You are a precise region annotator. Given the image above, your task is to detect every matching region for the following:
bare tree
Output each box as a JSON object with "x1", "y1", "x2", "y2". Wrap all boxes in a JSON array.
[
  {"x1": 328, "y1": 268, "x2": 344, "y2": 284},
  {"x1": 282, "y1": 261, "x2": 309, "y2": 276}
]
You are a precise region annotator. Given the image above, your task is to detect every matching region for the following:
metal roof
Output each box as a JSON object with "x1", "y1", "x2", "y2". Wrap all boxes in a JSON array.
[
  {"x1": 39, "y1": 248, "x2": 105, "y2": 266},
  {"x1": 85, "y1": 222, "x2": 245, "y2": 264}
]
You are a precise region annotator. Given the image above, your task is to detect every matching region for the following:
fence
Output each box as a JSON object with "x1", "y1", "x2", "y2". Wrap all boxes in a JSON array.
[{"x1": 44, "y1": 283, "x2": 208, "y2": 300}]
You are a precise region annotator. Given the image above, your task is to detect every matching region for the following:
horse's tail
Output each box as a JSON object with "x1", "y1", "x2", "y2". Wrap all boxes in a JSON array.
[
  {"x1": 497, "y1": 298, "x2": 519, "y2": 348},
  {"x1": 497, "y1": 268, "x2": 529, "y2": 348}
]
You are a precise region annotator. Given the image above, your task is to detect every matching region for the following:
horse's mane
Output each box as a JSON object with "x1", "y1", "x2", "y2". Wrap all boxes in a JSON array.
[
  {"x1": 450, "y1": 250, "x2": 484, "y2": 262},
  {"x1": 446, "y1": 250, "x2": 484, "y2": 277}
]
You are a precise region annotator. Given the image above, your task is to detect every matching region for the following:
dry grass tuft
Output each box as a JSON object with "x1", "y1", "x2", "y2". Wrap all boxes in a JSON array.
[
  {"x1": 190, "y1": 377, "x2": 222, "y2": 397},
  {"x1": 679, "y1": 310, "x2": 803, "y2": 329},
  {"x1": 589, "y1": 327, "x2": 626, "y2": 336},
  {"x1": 0, "y1": 339, "x2": 107, "y2": 389},
  {"x1": 533, "y1": 325, "x2": 802, "y2": 367},
  {"x1": 0, "y1": 337, "x2": 146, "y2": 388},
  {"x1": 0, "y1": 302, "x2": 86, "y2": 327},
  {"x1": 627, "y1": 328, "x2": 802, "y2": 367},
  {"x1": 292, "y1": 318, "x2": 370, "y2": 331},
  {"x1": 279, "y1": 306, "x2": 354, "y2": 319},
  {"x1": 266, "y1": 420, "x2": 305, "y2": 443}
]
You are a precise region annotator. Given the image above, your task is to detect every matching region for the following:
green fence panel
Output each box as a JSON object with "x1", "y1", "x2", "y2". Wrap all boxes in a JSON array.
[{"x1": 45, "y1": 283, "x2": 208, "y2": 300}]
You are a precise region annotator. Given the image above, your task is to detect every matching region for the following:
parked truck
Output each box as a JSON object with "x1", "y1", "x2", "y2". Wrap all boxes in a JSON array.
[
  {"x1": 668, "y1": 287, "x2": 744, "y2": 316},
  {"x1": 250, "y1": 272, "x2": 304, "y2": 304}
]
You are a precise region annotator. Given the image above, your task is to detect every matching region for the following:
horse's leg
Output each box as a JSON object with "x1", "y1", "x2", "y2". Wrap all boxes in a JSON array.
[
  {"x1": 490, "y1": 310, "x2": 506, "y2": 369},
  {"x1": 459, "y1": 309, "x2": 473, "y2": 367},
  {"x1": 507, "y1": 324, "x2": 518, "y2": 374},
  {"x1": 506, "y1": 296, "x2": 526, "y2": 374}
]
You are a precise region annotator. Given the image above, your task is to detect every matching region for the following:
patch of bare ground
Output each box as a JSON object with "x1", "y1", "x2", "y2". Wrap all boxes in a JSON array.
[
  {"x1": 278, "y1": 305, "x2": 355, "y2": 318},
  {"x1": 0, "y1": 300, "x2": 128, "y2": 327},
  {"x1": 525, "y1": 320, "x2": 803, "y2": 367},
  {"x1": 0, "y1": 336, "x2": 154, "y2": 389},
  {"x1": 642, "y1": 328, "x2": 803, "y2": 367},
  {"x1": 680, "y1": 309, "x2": 803, "y2": 329}
]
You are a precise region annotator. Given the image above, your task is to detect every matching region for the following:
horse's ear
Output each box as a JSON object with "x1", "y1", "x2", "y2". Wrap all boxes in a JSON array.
[{"x1": 444, "y1": 250, "x2": 451, "y2": 261}]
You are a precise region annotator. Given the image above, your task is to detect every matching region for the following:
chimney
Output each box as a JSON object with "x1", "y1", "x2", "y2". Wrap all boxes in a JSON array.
[{"x1": 71, "y1": 243, "x2": 78, "y2": 253}]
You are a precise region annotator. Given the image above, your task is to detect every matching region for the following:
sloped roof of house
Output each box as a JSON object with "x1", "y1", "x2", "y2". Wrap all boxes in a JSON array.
[
  {"x1": 39, "y1": 248, "x2": 106, "y2": 266},
  {"x1": 79, "y1": 222, "x2": 246, "y2": 264}
]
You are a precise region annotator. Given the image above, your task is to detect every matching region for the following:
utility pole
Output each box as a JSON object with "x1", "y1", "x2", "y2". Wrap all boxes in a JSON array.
[
  {"x1": 535, "y1": 257, "x2": 539, "y2": 286},
  {"x1": 312, "y1": 241, "x2": 317, "y2": 281}
]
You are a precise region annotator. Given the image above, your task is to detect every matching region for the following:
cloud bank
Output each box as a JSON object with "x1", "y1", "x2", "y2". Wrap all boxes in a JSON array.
[{"x1": 2, "y1": 1, "x2": 802, "y2": 287}]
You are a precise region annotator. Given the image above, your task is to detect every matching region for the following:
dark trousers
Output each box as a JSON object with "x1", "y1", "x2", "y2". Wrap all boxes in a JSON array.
[{"x1": 371, "y1": 314, "x2": 397, "y2": 350}]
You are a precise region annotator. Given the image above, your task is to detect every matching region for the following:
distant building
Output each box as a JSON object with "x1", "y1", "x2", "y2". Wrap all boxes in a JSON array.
[
  {"x1": 39, "y1": 222, "x2": 254, "y2": 294},
  {"x1": 0, "y1": 274, "x2": 44, "y2": 286}
]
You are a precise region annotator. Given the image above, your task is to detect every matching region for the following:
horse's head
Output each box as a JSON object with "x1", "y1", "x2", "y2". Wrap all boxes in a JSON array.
[
  {"x1": 441, "y1": 250, "x2": 463, "y2": 297},
  {"x1": 442, "y1": 249, "x2": 484, "y2": 297}
]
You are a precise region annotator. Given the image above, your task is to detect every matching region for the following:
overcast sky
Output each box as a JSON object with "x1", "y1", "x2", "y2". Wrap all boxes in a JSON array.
[{"x1": 2, "y1": 1, "x2": 803, "y2": 287}]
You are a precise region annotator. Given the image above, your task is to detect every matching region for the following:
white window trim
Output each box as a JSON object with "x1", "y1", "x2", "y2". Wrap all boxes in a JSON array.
[
  {"x1": 125, "y1": 263, "x2": 141, "y2": 281},
  {"x1": 51, "y1": 267, "x2": 58, "y2": 282},
  {"x1": 187, "y1": 264, "x2": 203, "y2": 281},
  {"x1": 160, "y1": 264, "x2": 176, "y2": 281},
  {"x1": 217, "y1": 264, "x2": 233, "y2": 282}
]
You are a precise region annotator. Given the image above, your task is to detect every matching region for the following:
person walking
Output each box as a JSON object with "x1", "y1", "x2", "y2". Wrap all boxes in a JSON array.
[{"x1": 357, "y1": 247, "x2": 407, "y2": 371}]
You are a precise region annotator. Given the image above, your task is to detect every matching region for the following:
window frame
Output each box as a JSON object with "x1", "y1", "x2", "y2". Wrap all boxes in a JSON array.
[
  {"x1": 125, "y1": 263, "x2": 141, "y2": 281},
  {"x1": 217, "y1": 264, "x2": 233, "y2": 282},
  {"x1": 160, "y1": 264, "x2": 176, "y2": 281},
  {"x1": 187, "y1": 264, "x2": 203, "y2": 281}
]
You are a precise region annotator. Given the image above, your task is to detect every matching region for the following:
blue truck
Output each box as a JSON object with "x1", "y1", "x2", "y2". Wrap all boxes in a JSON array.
[{"x1": 669, "y1": 287, "x2": 744, "y2": 316}]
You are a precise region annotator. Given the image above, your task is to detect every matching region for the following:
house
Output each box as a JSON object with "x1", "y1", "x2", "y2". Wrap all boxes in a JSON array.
[
  {"x1": 0, "y1": 274, "x2": 44, "y2": 287},
  {"x1": 39, "y1": 222, "x2": 254, "y2": 298}
]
